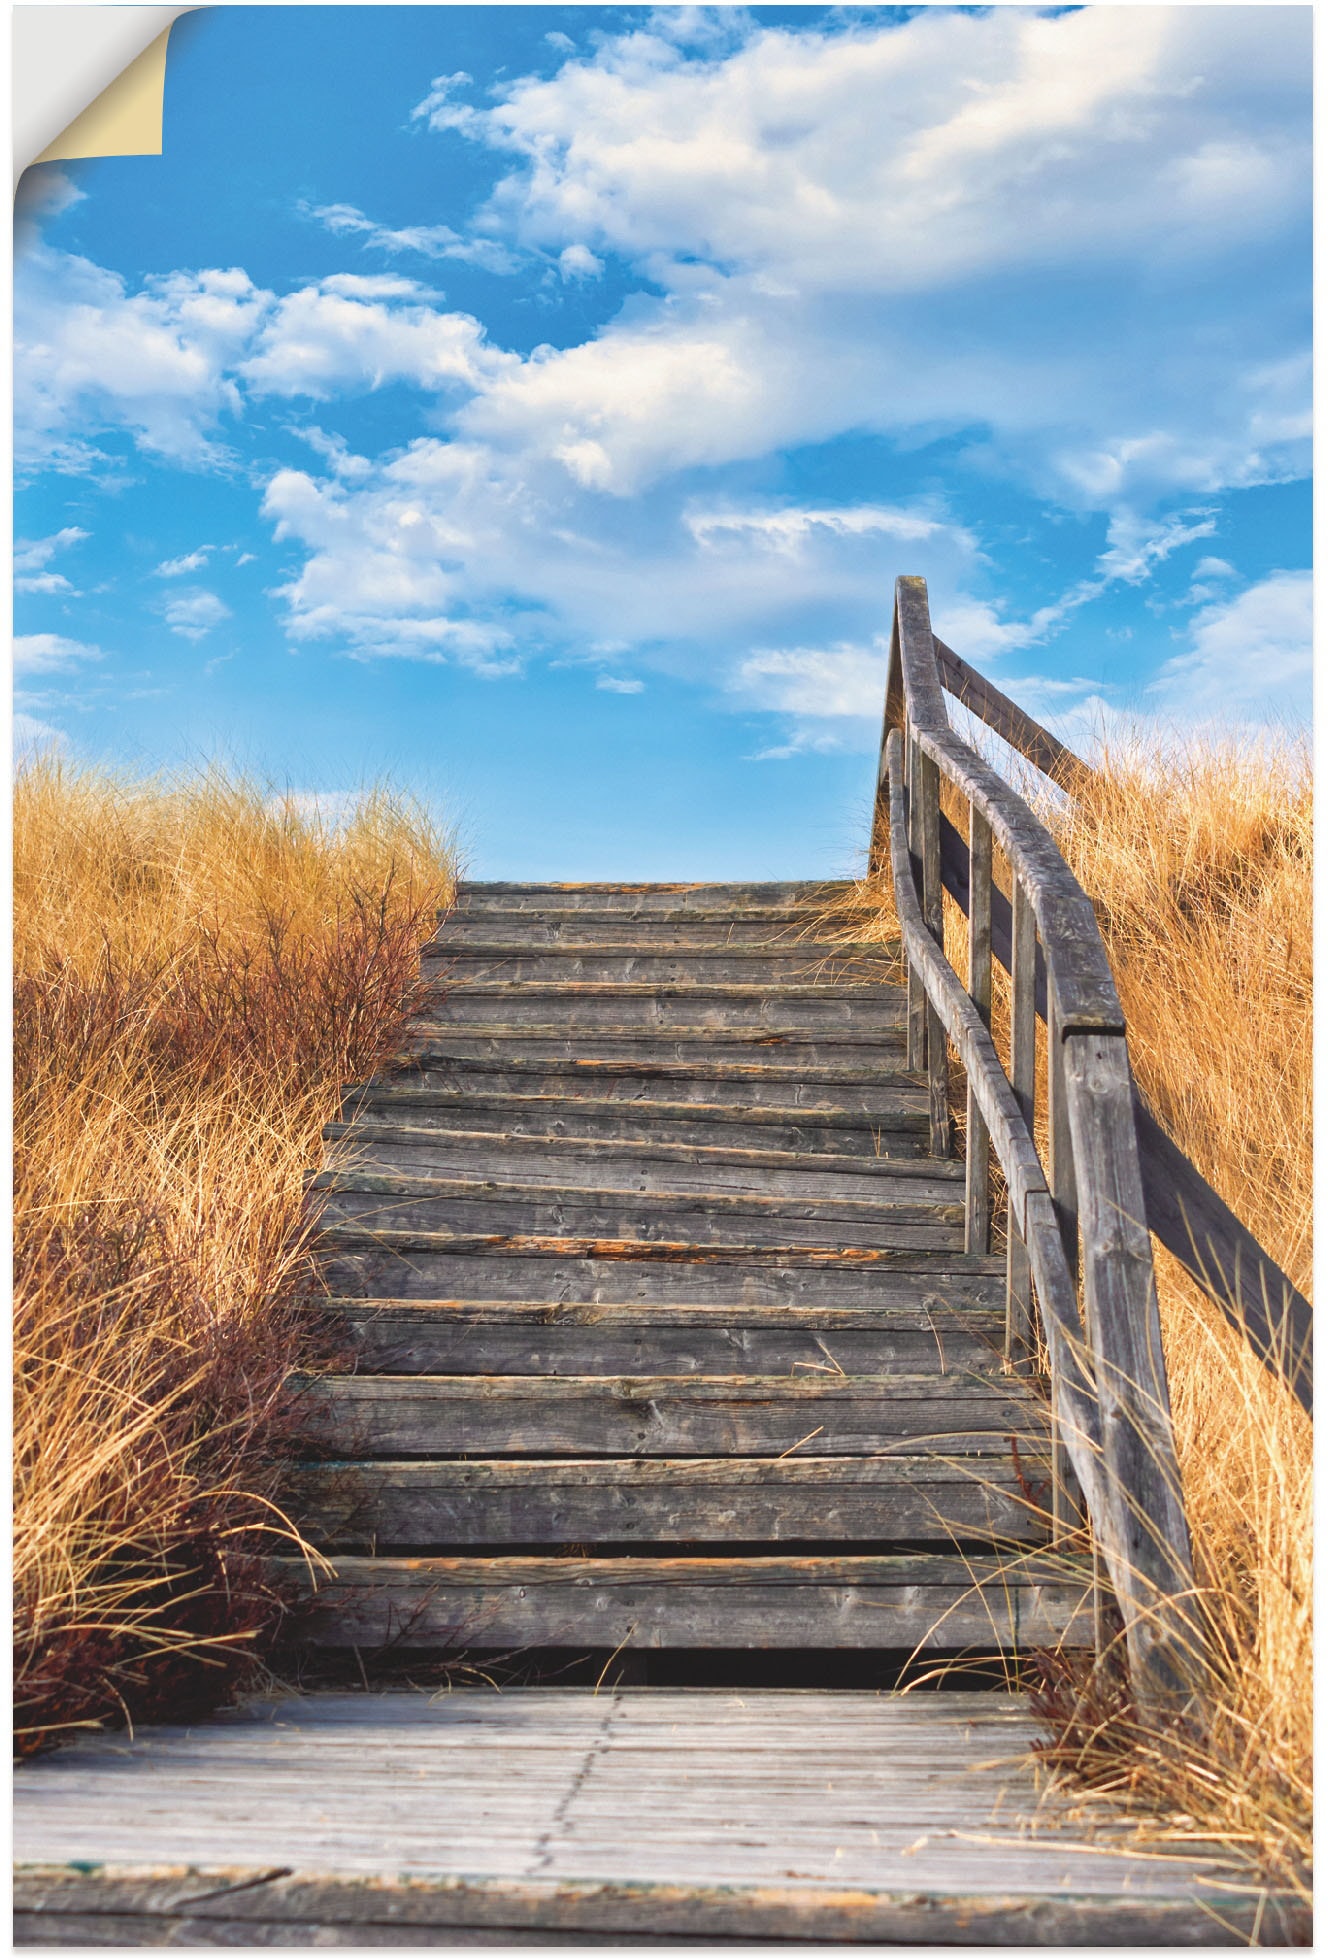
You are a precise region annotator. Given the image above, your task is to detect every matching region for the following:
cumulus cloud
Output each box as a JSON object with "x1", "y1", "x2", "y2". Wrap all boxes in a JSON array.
[
  {"x1": 14, "y1": 526, "x2": 88, "y2": 594},
  {"x1": 596, "y1": 673, "x2": 644, "y2": 693},
  {"x1": 418, "y1": 8, "x2": 1308, "y2": 504},
  {"x1": 14, "y1": 632, "x2": 105, "y2": 674},
  {"x1": 1149, "y1": 570, "x2": 1311, "y2": 721},
  {"x1": 161, "y1": 589, "x2": 231, "y2": 640},
  {"x1": 239, "y1": 276, "x2": 509, "y2": 400},
  {"x1": 14, "y1": 251, "x2": 268, "y2": 472}
]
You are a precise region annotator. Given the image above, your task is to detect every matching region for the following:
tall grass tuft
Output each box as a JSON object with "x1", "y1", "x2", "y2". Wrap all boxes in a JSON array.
[
  {"x1": 1034, "y1": 730, "x2": 1311, "y2": 1887},
  {"x1": 14, "y1": 758, "x2": 456, "y2": 1753},
  {"x1": 858, "y1": 726, "x2": 1310, "y2": 1886}
]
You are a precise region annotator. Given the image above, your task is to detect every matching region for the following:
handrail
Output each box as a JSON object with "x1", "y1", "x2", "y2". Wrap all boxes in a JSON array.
[
  {"x1": 873, "y1": 576, "x2": 1204, "y2": 1711},
  {"x1": 929, "y1": 642, "x2": 1311, "y2": 1417}
]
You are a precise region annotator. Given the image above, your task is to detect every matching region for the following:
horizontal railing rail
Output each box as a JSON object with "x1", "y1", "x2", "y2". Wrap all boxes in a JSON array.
[
  {"x1": 873, "y1": 576, "x2": 1206, "y2": 1711},
  {"x1": 930, "y1": 639, "x2": 1310, "y2": 1418}
]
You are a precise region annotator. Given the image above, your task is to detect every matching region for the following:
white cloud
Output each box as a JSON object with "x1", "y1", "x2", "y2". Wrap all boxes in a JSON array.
[
  {"x1": 596, "y1": 673, "x2": 644, "y2": 693},
  {"x1": 161, "y1": 589, "x2": 231, "y2": 640},
  {"x1": 733, "y1": 641, "x2": 886, "y2": 722},
  {"x1": 239, "y1": 276, "x2": 509, "y2": 401},
  {"x1": 14, "y1": 525, "x2": 88, "y2": 594},
  {"x1": 13, "y1": 632, "x2": 104, "y2": 674},
  {"x1": 154, "y1": 546, "x2": 213, "y2": 577},
  {"x1": 415, "y1": 9, "x2": 1308, "y2": 506},
  {"x1": 301, "y1": 200, "x2": 516, "y2": 273},
  {"x1": 1149, "y1": 569, "x2": 1311, "y2": 721},
  {"x1": 14, "y1": 250, "x2": 268, "y2": 471},
  {"x1": 688, "y1": 505, "x2": 968, "y2": 555},
  {"x1": 558, "y1": 243, "x2": 603, "y2": 281}
]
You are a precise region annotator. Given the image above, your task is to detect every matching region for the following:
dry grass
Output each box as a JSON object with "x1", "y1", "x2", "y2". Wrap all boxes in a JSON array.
[
  {"x1": 857, "y1": 727, "x2": 1311, "y2": 1890},
  {"x1": 13, "y1": 758, "x2": 456, "y2": 1753}
]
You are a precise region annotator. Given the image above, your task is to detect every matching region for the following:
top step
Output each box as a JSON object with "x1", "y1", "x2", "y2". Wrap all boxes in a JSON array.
[{"x1": 455, "y1": 881, "x2": 859, "y2": 914}]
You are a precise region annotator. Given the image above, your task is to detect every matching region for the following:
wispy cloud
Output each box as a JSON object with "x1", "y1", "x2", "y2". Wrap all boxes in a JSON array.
[
  {"x1": 155, "y1": 547, "x2": 213, "y2": 577},
  {"x1": 14, "y1": 526, "x2": 88, "y2": 594},
  {"x1": 300, "y1": 200, "x2": 516, "y2": 274}
]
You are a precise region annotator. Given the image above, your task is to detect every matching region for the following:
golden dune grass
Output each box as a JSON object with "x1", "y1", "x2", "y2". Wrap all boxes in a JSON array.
[
  {"x1": 13, "y1": 759, "x2": 456, "y2": 1751},
  {"x1": 857, "y1": 727, "x2": 1311, "y2": 1885}
]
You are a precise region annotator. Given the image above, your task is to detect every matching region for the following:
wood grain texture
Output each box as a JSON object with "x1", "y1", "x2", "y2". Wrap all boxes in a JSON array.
[
  {"x1": 291, "y1": 1371, "x2": 1048, "y2": 1459},
  {"x1": 285, "y1": 1452, "x2": 1050, "y2": 1547},
  {"x1": 17, "y1": 1693, "x2": 1302, "y2": 1943},
  {"x1": 274, "y1": 1555, "x2": 1090, "y2": 1649}
]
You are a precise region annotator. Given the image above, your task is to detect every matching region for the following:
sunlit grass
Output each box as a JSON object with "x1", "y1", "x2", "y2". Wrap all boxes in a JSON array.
[
  {"x1": 14, "y1": 757, "x2": 456, "y2": 1751},
  {"x1": 855, "y1": 726, "x2": 1310, "y2": 1888}
]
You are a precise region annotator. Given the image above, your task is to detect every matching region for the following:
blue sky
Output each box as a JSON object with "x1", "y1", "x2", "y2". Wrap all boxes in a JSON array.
[{"x1": 14, "y1": 4, "x2": 1311, "y2": 878}]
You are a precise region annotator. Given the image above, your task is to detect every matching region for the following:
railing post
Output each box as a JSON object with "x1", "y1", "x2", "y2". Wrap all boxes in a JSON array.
[
  {"x1": 965, "y1": 806, "x2": 992, "y2": 1253},
  {"x1": 1005, "y1": 877, "x2": 1035, "y2": 1373},
  {"x1": 916, "y1": 747, "x2": 951, "y2": 1159},
  {"x1": 1046, "y1": 988, "x2": 1084, "y2": 1542},
  {"x1": 905, "y1": 736, "x2": 927, "y2": 1074}
]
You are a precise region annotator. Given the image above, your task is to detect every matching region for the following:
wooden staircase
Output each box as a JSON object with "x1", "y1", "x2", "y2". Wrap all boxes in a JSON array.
[{"x1": 279, "y1": 878, "x2": 1088, "y2": 1666}]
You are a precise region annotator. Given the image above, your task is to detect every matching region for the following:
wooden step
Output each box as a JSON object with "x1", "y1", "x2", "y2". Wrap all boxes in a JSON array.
[
  {"x1": 422, "y1": 949, "x2": 901, "y2": 985},
  {"x1": 317, "y1": 1237, "x2": 1006, "y2": 1308},
  {"x1": 373, "y1": 1056, "x2": 929, "y2": 1117},
  {"x1": 286, "y1": 1453, "x2": 1049, "y2": 1549},
  {"x1": 453, "y1": 880, "x2": 859, "y2": 912},
  {"x1": 311, "y1": 1297, "x2": 1005, "y2": 1376},
  {"x1": 413, "y1": 987, "x2": 907, "y2": 1034},
  {"x1": 337, "y1": 1086, "x2": 932, "y2": 1156},
  {"x1": 429, "y1": 915, "x2": 891, "y2": 948},
  {"x1": 395, "y1": 1028, "x2": 908, "y2": 1068},
  {"x1": 309, "y1": 1170, "x2": 965, "y2": 1251},
  {"x1": 291, "y1": 1372, "x2": 1046, "y2": 1458},
  {"x1": 320, "y1": 1123, "x2": 964, "y2": 1203},
  {"x1": 273, "y1": 1550, "x2": 1091, "y2": 1650}
]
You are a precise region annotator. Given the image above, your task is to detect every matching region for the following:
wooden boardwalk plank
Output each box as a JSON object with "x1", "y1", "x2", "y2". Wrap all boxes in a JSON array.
[
  {"x1": 312, "y1": 1296, "x2": 1005, "y2": 1375},
  {"x1": 286, "y1": 1452, "x2": 1049, "y2": 1547},
  {"x1": 15, "y1": 1691, "x2": 1301, "y2": 1945},
  {"x1": 273, "y1": 1552, "x2": 1088, "y2": 1649},
  {"x1": 291, "y1": 1371, "x2": 1047, "y2": 1458}
]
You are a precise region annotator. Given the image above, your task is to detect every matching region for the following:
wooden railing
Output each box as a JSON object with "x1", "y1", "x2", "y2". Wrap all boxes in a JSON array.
[
  {"x1": 872, "y1": 576, "x2": 1213, "y2": 1709},
  {"x1": 927, "y1": 638, "x2": 1312, "y2": 1422}
]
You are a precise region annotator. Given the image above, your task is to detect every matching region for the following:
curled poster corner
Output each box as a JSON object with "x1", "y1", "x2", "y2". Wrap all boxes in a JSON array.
[{"x1": 13, "y1": 4, "x2": 196, "y2": 185}]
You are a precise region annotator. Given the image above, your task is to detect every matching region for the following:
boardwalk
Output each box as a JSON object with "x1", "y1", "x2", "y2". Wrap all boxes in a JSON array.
[{"x1": 14, "y1": 1689, "x2": 1301, "y2": 1945}]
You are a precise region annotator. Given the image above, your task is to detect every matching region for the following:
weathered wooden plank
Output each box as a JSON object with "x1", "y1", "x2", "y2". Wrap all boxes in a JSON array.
[
  {"x1": 311, "y1": 1297, "x2": 1005, "y2": 1377},
  {"x1": 309, "y1": 1172, "x2": 965, "y2": 1253},
  {"x1": 1061, "y1": 1031, "x2": 1202, "y2": 1706},
  {"x1": 965, "y1": 805, "x2": 993, "y2": 1256},
  {"x1": 322, "y1": 1122, "x2": 963, "y2": 1197},
  {"x1": 933, "y1": 637, "x2": 1089, "y2": 792},
  {"x1": 429, "y1": 913, "x2": 887, "y2": 948},
  {"x1": 315, "y1": 1237, "x2": 1006, "y2": 1309},
  {"x1": 396, "y1": 1029, "x2": 909, "y2": 1070},
  {"x1": 290, "y1": 1371, "x2": 1048, "y2": 1458},
  {"x1": 373, "y1": 1057, "x2": 931, "y2": 1118},
  {"x1": 336, "y1": 1089, "x2": 932, "y2": 1158},
  {"x1": 285, "y1": 1452, "x2": 1049, "y2": 1547},
  {"x1": 13, "y1": 1876, "x2": 1306, "y2": 1948},
  {"x1": 454, "y1": 880, "x2": 855, "y2": 910},
  {"x1": 415, "y1": 987, "x2": 908, "y2": 1035},
  {"x1": 1006, "y1": 877, "x2": 1037, "y2": 1375},
  {"x1": 270, "y1": 1551, "x2": 1089, "y2": 1650},
  {"x1": 421, "y1": 951, "x2": 903, "y2": 987}
]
